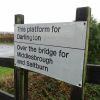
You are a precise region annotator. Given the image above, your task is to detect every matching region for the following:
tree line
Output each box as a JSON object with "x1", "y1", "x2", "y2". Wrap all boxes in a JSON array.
[{"x1": 0, "y1": 32, "x2": 14, "y2": 43}]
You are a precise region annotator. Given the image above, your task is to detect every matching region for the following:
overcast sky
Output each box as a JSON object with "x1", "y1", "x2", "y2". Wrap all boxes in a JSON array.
[{"x1": 0, "y1": 0, "x2": 100, "y2": 32}]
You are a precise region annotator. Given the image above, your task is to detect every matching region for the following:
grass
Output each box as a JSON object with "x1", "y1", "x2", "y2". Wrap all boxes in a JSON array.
[
  {"x1": 0, "y1": 43, "x2": 14, "y2": 45},
  {"x1": 0, "y1": 66, "x2": 14, "y2": 94},
  {"x1": 0, "y1": 66, "x2": 13, "y2": 76}
]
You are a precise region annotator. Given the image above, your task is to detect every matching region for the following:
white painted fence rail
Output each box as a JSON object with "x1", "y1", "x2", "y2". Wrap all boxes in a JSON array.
[{"x1": 0, "y1": 45, "x2": 14, "y2": 58}]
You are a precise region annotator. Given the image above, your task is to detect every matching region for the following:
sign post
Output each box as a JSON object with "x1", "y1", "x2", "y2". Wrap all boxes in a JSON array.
[
  {"x1": 71, "y1": 7, "x2": 91, "y2": 100},
  {"x1": 15, "y1": 14, "x2": 28, "y2": 100},
  {"x1": 14, "y1": 7, "x2": 91, "y2": 100}
]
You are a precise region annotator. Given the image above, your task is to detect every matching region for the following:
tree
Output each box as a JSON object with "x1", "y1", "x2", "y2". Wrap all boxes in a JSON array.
[{"x1": 88, "y1": 17, "x2": 100, "y2": 64}]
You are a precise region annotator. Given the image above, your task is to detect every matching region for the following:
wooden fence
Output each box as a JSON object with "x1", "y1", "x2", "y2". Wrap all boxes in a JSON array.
[
  {"x1": 0, "y1": 58, "x2": 100, "y2": 100},
  {"x1": 0, "y1": 7, "x2": 100, "y2": 100}
]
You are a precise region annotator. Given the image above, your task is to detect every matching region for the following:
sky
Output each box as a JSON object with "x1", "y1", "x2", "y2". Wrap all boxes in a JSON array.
[{"x1": 0, "y1": 0, "x2": 100, "y2": 32}]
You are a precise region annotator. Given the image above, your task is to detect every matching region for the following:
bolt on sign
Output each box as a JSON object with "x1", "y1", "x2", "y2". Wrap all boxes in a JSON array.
[{"x1": 14, "y1": 22, "x2": 87, "y2": 87}]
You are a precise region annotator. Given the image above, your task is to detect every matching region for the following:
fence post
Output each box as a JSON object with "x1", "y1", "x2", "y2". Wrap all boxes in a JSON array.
[
  {"x1": 14, "y1": 14, "x2": 28, "y2": 100},
  {"x1": 71, "y1": 7, "x2": 91, "y2": 100}
]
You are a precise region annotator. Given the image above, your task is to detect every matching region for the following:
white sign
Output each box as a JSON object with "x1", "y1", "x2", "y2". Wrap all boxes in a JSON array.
[{"x1": 14, "y1": 22, "x2": 87, "y2": 87}]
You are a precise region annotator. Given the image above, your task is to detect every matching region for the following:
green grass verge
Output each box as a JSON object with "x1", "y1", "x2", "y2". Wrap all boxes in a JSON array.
[
  {"x1": 0, "y1": 66, "x2": 13, "y2": 76},
  {"x1": 0, "y1": 43, "x2": 14, "y2": 45}
]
